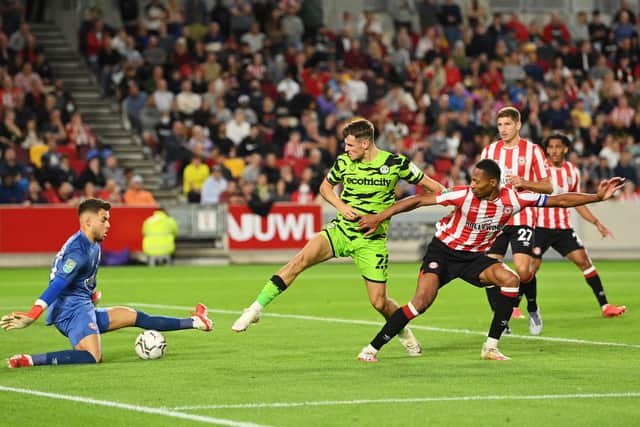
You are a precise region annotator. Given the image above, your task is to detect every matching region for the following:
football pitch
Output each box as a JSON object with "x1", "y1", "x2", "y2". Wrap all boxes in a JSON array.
[{"x1": 1, "y1": 261, "x2": 639, "y2": 427}]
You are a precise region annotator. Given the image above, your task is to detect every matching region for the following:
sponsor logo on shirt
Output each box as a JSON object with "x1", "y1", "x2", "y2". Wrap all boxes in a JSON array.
[{"x1": 345, "y1": 177, "x2": 392, "y2": 186}]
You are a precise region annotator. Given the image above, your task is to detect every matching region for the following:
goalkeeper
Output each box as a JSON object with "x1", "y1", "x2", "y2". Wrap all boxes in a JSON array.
[{"x1": 1, "y1": 198, "x2": 213, "y2": 368}]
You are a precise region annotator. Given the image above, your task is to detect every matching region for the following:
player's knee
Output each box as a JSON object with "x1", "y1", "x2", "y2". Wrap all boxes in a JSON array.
[
  {"x1": 502, "y1": 272, "x2": 520, "y2": 289},
  {"x1": 370, "y1": 296, "x2": 387, "y2": 312},
  {"x1": 575, "y1": 258, "x2": 592, "y2": 271},
  {"x1": 516, "y1": 268, "x2": 530, "y2": 281}
]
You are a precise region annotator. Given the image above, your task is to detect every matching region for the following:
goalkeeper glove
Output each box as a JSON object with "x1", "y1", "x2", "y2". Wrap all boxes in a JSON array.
[
  {"x1": 92, "y1": 290, "x2": 102, "y2": 306},
  {"x1": 0, "y1": 305, "x2": 43, "y2": 331}
]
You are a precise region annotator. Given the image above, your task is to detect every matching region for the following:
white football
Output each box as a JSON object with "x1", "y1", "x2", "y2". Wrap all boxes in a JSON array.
[{"x1": 135, "y1": 330, "x2": 167, "y2": 360}]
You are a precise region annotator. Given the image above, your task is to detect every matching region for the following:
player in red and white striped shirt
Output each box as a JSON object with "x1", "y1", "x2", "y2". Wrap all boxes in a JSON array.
[
  {"x1": 480, "y1": 107, "x2": 552, "y2": 335},
  {"x1": 532, "y1": 134, "x2": 626, "y2": 317},
  {"x1": 355, "y1": 159, "x2": 623, "y2": 362}
]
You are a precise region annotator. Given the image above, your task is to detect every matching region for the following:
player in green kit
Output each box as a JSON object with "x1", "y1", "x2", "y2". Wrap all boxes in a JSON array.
[{"x1": 232, "y1": 118, "x2": 444, "y2": 356}]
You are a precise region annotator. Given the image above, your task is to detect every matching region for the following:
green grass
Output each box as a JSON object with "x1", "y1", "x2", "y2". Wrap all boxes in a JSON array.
[{"x1": 0, "y1": 261, "x2": 639, "y2": 427}]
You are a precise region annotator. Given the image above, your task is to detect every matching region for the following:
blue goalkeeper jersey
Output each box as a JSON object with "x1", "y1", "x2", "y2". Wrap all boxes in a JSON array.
[{"x1": 45, "y1": 231, "x2": 101, "y2": 325}]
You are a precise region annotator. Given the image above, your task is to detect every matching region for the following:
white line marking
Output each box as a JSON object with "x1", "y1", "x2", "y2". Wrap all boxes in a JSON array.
[
  {"x1": 0, "y1": 385, "x2": 272, "y2": 427},
  {"x1": 125, "y1": 303, "x2": 640, "y2": 349},
  {"x1": 171, "y1": 392, "x2": 640, "y2": 410}
]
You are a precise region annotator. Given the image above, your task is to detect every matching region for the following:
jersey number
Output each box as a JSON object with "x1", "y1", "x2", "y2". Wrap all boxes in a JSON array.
[
  {"x1": 375, "y1": 254, "x2": 389, "y2": 270},
  {"x1": 517, "y1": 228, "x2": 533, "y2": 243}
]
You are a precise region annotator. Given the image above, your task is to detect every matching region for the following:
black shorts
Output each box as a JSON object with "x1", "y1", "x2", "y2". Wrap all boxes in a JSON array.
[
  {"x1": 421, "y1": 238, "x2": 501, "y2": 288},
  {"x1": 532, "y1": 227, "x2": 584, "y2": 259},
  {"x1": 488, "y1": 225, "x2": 535, "y2": 256}
]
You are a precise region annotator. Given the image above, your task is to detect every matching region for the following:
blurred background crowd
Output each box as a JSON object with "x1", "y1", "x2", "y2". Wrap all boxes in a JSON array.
[{"x1": 1, "y1": 0, "x2": 639, "y2": 207}]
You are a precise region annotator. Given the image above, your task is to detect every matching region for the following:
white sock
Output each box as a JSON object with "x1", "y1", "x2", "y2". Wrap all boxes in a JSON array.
[
  {"x1": 250, "y1": 301, "x2": 263, "y2": 311},
  {"x1": 485, "y1": 337, "x2": 499, "y2": 349}
]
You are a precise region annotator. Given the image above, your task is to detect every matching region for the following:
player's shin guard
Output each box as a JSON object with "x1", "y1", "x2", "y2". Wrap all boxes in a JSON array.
[
  {"x1": 583, "y1": 266, "x2": 608, "y2": 306},
  {"x1": 256, "y1": 275, "x2": 287, "y2": 307},
  {"x1": 488, "y1": 287, "x2": 518, "y2": 340},
  {"x1": 370, "y1": 303, "x2": 420, "y2": 350},
  {"x1": 135, "y1": 311, "x2": 193, "y2": 330},
  {"x1": 521, "y1": 273, "x2": 538, "y2": 312},
  {"x1": 31, "y1": 350, "x2": 97, "y2": 365}
]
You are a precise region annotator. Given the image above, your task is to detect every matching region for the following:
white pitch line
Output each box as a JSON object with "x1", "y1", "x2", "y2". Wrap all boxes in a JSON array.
[
  {"x1": 0, "y1": 385, "x2": 272, "y2": 427},
  {"x1": 172, "y1": 392, "x2": 640, "y2": 411},
  {"x1": 125, "y1": 303, "x2": 640, "y2": 349}
]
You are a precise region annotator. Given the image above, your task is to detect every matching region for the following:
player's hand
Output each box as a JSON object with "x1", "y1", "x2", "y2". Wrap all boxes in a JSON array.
[
  {"x1": 0, "y1": 312, "x2": 36, "y2": 331},
  {"x1": 507, "y1": 175, "x2": 525, "y2": 190},
  {"x1": 340, "y1": 206, "x2": 360, "y2": 222},
  {"x1": 358, "y1": 214, "x2": 382, "y2": 237},
  {"x1": 595, "y1": 221, "x2": 613, "y2": 239},
  {"x1": 92, "y1": 290, "x2": 102, "y2": 306},
  {"x1": 597, "y1": 177, "x2": 625, "y2": 201}
]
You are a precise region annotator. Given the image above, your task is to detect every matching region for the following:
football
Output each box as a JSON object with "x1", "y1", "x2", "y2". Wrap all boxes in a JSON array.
[{"x1": 134, "y1": 330, "x2": 167, "y2": 360}]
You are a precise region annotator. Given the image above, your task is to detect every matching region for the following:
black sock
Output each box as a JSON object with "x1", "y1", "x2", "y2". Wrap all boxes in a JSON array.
[
  {"x1": 585, "y1": 271, "x2": 608, "y2": 306},
  {"x1": 485, "y1": 286, "x2": 499, "y2": 311},
  {"x1": 488, "y1": 290, "x2": 517, "y2": 339},
  {"x1": 522, "y1": 274, "x2": 538, "y2": 312},
  {"x1": 371, "y1": 307, "x2": 414, "y2": 350}
]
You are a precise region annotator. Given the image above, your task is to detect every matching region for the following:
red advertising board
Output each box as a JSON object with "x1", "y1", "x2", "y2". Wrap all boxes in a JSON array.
[
  {"x1": 227, "y1": 204, "x2": 322, "y2": 250},
  {"x1": 0, "y1": 206, "x2": 155, "y2": 253}
]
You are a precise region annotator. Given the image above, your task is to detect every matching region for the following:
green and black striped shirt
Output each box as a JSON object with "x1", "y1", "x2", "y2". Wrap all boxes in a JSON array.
[{"x1": 326, "y1": 150, "x2": 424, "y2": 240}]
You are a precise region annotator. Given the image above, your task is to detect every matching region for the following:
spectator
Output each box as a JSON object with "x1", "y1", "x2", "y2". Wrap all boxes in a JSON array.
[
  {"x1": 291, "y1": 182, "x2": 315, "y2": 204},
  {"x1": 175, "y1": 79, "x2": 202, "y2": 123},
  {"x1": 182, "y1": 155, "x2": 209, "y2": 203},
  {"x1": 65, "y1": 112, "x2": 96, "y2": 147},
  {"x1": 124, "y1": 81, "x2": 148, "y2": 132},
  {"x1": 14, "y1": 62, "x2": 43, "y2": 94},
  {"x1": 187, "y1": 125, "x2": 215, "y2": 158},
  {"x1": 613, "y1": 150, "x2": 638, "y2": 186},
  {"x1": 23, "y1": 180, "x2": 47, "y2": 205},
  {"x1": 98, "y1": 178, "x2": 123, "y2": 204},
  {"x1": 0, "y1": 173, "x2": 24, "y2": 203},
  {"x1": 542, "y1": 12, "x2": 571, "y2": 47},
  {"x1": 76, "y1": 155, "x2": 106, "y2": 189},
  {"x1": 225, "y1": 109, "x2": 251, "y2": 147},
  {"x1": 101, "y1": 154, "x2": 126, "y2": 190},
  {"x1": 123, "y1": 175, "x2": 156, "y2": 206},
  {"x1": 201, "y1": 164, "x2": 228, "y2": 204}
]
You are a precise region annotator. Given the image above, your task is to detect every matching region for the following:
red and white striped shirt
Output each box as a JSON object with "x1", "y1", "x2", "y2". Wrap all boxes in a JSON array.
[
  {"x1": 435, "y1": 186, "x2": 545, "y2": 252},
  {"x1": 480, "y1": 139, "x2": 549, "y2": 227},
  {"x1": 536, "y1": 160, "x2": 580, "y2": 229}
]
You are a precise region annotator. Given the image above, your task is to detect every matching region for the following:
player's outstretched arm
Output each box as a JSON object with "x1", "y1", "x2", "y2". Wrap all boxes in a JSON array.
[
  {"x1": 319, "y1": 178, "x2": 360, "y2": 221},
  {"x1": 0, "y1": 303, "x2": 44, "y2": 331},
  {"x1": 358, "y1": 193, "x2": 438, "y2": 236},
  {"x1": 417, "y1": 175, "x2": 445, "y2": 194},
  {"x1": 575, "y1": 205, "x2": 614, "y2": 238},
  {"x1": 545, "y1": 178, "x2": 625, "y2": 208}
]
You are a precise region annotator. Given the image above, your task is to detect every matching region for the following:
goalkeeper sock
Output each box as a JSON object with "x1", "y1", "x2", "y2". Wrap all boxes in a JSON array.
[
  {"x1": 31, "y1": 350, "x2": 97, "y2": 365},
  {"x1": 488, "y1": 287, "x2": 518, "y2": 340},
  {"x1": 256, "y1": 275, "x2": 287, "y2": 307},
  {"x1": 135, "y1": 310, "x2": 192, "y2": 330},
  {"x1": 583, "y1": 267, "x2": 608, "y2": 306},
  {"x1": 371, "y1": 304, "x2": 419, "y2": 350}
]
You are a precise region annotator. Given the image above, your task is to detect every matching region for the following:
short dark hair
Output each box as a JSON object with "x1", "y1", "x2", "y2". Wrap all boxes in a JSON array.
[
  {"x1": 543, "y1": 133, "x2": 571, "y2": 150},
  {"x1": 496, "y1": 106, "x2": 521, "y2": 123},
  {"x1": 342, "y1": 117, "x2": 375, "y2": 143},
  {"x1": 476, "y1": 159, "x2": 501, "y2": 182},
  {"x1": 78, "y1": 198, "x2": 111, "y2": 216}
]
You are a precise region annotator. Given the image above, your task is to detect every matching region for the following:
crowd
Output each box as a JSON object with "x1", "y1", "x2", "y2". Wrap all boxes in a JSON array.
[{"x1": 2, "y1": 0, "x2": 640, "y2": 206}]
